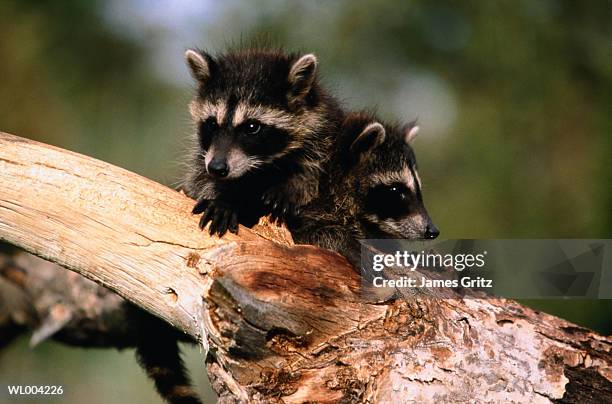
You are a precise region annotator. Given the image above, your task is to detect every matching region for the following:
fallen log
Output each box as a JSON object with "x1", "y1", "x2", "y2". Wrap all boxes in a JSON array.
[{"x1": 0, "y1": 132, "x2": 610, "y2": 403}]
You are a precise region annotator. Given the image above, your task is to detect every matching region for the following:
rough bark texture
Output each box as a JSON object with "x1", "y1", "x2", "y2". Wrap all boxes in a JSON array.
[{"x1": 0, "y1": 132, "x2": 610, "y2": 403}]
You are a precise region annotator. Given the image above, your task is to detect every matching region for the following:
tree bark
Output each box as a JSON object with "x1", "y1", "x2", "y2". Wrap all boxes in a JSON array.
[{"x1": 0, "y1": 132, "x2": 610, "y2": 403}]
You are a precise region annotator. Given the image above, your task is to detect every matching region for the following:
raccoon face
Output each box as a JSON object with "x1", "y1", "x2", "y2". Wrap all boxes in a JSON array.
[
  {"x1": 185, "y1": 49, "x2": 322, "y2": 180},
  {"x1": 195, "y1": 111, "x2": 290, "y2": 179},
  {"x1": 349, "y1": 119, "x2": 439, "y2": 240}
]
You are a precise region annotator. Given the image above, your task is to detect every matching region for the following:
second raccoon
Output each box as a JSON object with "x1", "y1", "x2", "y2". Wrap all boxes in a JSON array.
[{"x1": 289, "y1": 112, "x2": 439, "y2": 267}]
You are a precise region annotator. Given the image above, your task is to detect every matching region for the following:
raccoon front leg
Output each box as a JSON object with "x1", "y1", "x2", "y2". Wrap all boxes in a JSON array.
[
  {"x1": 261, "y1": 187, "x2": 298, "y2": 224},
  {"x1": 192, "y1": 198, "x2": 239, "y2": 236},
  {"x1": 262, "y1": 173, "x2": 318, "y2": 224}
]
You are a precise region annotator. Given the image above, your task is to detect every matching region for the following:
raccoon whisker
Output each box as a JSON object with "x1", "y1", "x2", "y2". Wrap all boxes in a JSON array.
[
  {"x1": 245, "y1": 157, "x2": 265, "y2": 171},
  {"x1": 247, "y1": 163, "x2": 263, "y2": 171}
]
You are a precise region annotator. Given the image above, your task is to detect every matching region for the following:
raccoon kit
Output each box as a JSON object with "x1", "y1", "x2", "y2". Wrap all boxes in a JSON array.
[
  {"x1": 183, "y1": 48, "x2": 344, "y2": 236},
  {"x1": 288, "y1": 112, "x2": 439, "y2": 266}
]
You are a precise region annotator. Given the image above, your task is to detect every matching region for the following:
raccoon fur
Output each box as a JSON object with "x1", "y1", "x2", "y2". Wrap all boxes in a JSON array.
[
  {"x1": 183, "y1": 48, "x2": 344, "y2": 236},
  {"x1": 288, "y1": 111, "x2": 439, "y2": 267}
]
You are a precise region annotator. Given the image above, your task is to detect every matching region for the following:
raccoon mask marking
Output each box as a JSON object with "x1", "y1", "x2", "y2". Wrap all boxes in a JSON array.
[
  {"x1": 183, "y1": 48, "x2": 344, "y2": 236},
  {"x1": 194, "y1": 104, "x2": 290, "y2": 180}
]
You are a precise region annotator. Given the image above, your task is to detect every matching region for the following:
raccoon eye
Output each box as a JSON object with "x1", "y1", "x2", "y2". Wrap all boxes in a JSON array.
[
  {"x1": 365, "y1": 183, "x2": 411, "y2": 219},
  {"x1": 242, "y1": 121, "x2": 261, "y2": 135},
  {"x1": 389, "y1": 185, "x2": 407, "y2": 200},
  {"x1": 199, "y1": 117, "x2": 218, "y2": 133}
]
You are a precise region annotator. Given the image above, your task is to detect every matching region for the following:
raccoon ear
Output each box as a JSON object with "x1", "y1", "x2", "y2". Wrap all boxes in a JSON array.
[
  {"x1": 185, "y1": 49, "x2": 213, "y2": 83},
  {"x1": 350, "y1": 122, "x2": 386, "y2": 159},
  {"x1": 288, "y1": 54, "x2": 318, "y2": 106},
  {"x1": 404, "y1": 124, "x2": 420, "y2": 143}
]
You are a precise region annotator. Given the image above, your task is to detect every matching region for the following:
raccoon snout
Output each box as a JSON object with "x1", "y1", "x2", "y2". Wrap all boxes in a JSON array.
[
  {"x1": 208, "y1": 159, "x2": 229, "y2": 178},
  {"x1": 424, "y1": 222, "x2": 440, "y2": 239}
]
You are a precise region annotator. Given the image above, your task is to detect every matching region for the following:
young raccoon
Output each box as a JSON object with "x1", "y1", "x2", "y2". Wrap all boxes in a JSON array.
[
  {"x1": 183, "y1": 48, "x2": 344, "y2": 236},
  {"x1": 289, "y1": 112, "x2": 439, "y2": 266}
]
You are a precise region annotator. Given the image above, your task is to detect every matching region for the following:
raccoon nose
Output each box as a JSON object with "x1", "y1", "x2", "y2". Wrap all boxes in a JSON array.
[
  {"x1": 208, "y1": 159, "x2": 229, "y2": 177},
  {"x1": 424, "y1": 223, "x2": 440, "y2": 239}
]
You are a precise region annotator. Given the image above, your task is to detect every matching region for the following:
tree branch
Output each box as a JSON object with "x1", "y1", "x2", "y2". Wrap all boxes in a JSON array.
[{"x1": 1, "y1": 132, "x2": 610, "y2": 403}]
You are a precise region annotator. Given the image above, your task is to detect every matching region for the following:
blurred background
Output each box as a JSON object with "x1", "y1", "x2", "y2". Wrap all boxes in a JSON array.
[{"x1": 0, "y1": 0, "x2": 610, "y2": 402}]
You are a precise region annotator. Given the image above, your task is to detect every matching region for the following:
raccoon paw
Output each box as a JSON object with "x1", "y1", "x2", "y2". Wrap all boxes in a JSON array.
[
  {"x1": 261, "y1": 189, "x2": 299, "y2": 225},
  {"x1": 192, "y1": 199, "x2": 239, "y2": 237}
]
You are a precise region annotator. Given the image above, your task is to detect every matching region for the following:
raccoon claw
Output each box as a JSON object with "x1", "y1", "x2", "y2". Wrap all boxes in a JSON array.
[
  {"x1": 194, "y1": 199, "x2": 239, "y2": 237},
  {"x1": 228, "y1": 211, "x2": 239, "y2": 234},
  {"x1": 262, "y1": 188, "x2": 299, "y2": 225},
  {"x1": 192, "y1": 199, "x2": 210, "y2": 215},
  {"x1": 198, "y1": 205, "x2": 215, "y2": 230},
  {"x1": 271, "y1": 199, "x2": 295, "y2": 224},
  {"x1": 261, "y1": 193, "x2": 274, "y2": 207}
]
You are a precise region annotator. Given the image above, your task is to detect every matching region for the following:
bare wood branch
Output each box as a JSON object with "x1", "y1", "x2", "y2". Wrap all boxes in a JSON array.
[
  {"x1": 0, "y1": 132, "x2": 610, "y2": 403},
  {"x1": 0, "y1": 250, "x2": 131, "y2": 348}
]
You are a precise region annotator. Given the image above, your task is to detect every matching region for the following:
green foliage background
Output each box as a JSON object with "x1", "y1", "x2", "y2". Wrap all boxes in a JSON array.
[{"x1": 1, "y1": 1, "x2": 610, "y2": 402}]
